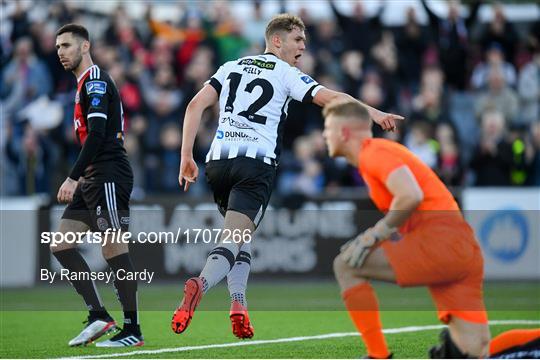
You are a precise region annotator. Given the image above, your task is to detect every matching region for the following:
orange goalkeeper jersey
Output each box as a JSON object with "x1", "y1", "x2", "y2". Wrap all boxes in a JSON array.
[
  {"x1": 358, "y1": 139, "x2": 459, "y2": 212},
  {"x1": 358, "y1": 138, "x2": 459, "y2": 212}
]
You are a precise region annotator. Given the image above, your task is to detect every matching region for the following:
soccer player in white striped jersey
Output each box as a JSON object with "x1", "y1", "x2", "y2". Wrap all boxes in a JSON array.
[{"x1": 171, "y1": 13, "x2": 403, "y2": 338}]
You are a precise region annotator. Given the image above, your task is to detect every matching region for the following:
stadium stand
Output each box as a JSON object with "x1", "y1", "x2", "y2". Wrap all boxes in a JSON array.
[{"x1": 1, "y1": 0, "x2": 539, "y2": 198}]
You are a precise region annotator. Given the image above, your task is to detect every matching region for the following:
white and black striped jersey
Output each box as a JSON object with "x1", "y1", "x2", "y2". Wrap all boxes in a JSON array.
[{"x1": 205, "y1": 53, "x2": 324, "y2": 165}]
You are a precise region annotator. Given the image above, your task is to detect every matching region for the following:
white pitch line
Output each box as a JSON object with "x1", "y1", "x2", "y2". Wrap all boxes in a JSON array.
[{"x1": 60, "y1": 320, "x2": 540, "y2": 359}]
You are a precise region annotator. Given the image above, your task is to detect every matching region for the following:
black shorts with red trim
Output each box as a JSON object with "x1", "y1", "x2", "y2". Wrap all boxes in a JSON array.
[{"x1": 62, "y1": 181, "x2": 132, "y2": 232}]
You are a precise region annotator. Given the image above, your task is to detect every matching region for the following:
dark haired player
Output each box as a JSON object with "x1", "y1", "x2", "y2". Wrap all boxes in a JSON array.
[{"x1": 54, "y1": 23, "x2": 142, "y2": 347}]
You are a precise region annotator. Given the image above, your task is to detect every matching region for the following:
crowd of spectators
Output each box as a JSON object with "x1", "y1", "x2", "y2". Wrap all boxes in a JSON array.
[{"x1": 1, "y1": 0, "x2": 539, "y2": 199}]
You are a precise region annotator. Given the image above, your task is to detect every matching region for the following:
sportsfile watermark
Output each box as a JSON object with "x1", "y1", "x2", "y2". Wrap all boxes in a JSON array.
[
  {"x1": 2, "y1": 205, "x2": 538, "y2": 311},
  {"x1": 41, "y1": 228, "x2": 253, "y2": 247}
]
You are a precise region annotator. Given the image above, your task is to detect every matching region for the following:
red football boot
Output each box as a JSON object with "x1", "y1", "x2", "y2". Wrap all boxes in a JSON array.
[
  {"x1": 171, "y1": 277, "x2": 204, "y2": 334},
  {"x1": 229, "y1": 300, "x2": 254, "y2": 339}
]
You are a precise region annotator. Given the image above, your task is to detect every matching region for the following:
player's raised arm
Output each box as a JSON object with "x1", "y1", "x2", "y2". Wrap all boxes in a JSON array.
[
  {"x1": 313, "y1": 88, "x2": 403, "y2": 131},
  {"x1": 179, "y1": 84, "x2": 219, "y2": 191}
]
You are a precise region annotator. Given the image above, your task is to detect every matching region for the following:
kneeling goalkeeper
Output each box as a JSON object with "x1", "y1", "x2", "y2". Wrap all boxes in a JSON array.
[{"x1": 322, "y1": 100, "x2": 490, "y2": 358}]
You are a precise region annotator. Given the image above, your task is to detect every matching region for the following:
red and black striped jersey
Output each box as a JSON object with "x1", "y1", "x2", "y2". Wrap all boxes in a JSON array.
[{"x1": 72, "y1": 64, "x2": 132, "y2": 183}]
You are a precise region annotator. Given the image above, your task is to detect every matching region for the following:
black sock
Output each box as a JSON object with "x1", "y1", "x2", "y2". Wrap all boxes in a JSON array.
[
  {"x1": 53, "y1": 248, "x2": 109, "y2": 320},
  {"x1": 106, "y1": 253, "x2": 140, "y2": 335},
  {"x1": 429, "y1": 329, "x2": 471, "y2": 359}
]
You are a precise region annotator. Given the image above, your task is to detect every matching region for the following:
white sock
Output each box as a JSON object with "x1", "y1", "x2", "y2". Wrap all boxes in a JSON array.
[
  {"x1": 227, "y1": 242, "x2": 251, "y2": 307},
  {"x1": 199, "y1": 241, "x2": 239, "y2": 293}
]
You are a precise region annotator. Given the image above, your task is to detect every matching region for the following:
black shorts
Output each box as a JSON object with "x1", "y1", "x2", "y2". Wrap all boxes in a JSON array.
[
  {"x1": 62, "y1": 181, "x2": 132, "y2": 232},
  {"x1": 205, "y1": 157, "x2": 276, "y2": 228}
]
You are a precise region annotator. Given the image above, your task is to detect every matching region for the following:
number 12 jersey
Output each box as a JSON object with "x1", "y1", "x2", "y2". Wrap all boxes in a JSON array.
[{"x1": 205, "y1": 53, "x2": 324, "y2": 166}]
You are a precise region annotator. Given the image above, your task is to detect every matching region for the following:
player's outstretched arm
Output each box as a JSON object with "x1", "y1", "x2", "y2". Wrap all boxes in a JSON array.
[
  {"x1": 313, "y1": 88, "x2": 403, "y2": 131},
  {"x1": 179, "y1": 84, "x2": 218, "y2": 191}
]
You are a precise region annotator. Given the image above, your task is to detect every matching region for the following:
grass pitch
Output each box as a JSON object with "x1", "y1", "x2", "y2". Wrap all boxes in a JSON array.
[{"x1": 1, "y1": 281, "x2": 538, "y2": 358}]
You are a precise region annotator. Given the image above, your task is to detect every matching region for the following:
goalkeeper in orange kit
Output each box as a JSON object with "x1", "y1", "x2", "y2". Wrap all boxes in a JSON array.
[
  {"x1": 322, "y1": 99, "x2": 490, "y2": 358},
  {"x1": 489, "y1": 328, "x2": 540, "y2": 358}
]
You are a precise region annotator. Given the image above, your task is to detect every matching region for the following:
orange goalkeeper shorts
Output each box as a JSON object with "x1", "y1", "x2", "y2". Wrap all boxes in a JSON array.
[{"x1": 380, "y1": 214, "x2": 488, "y2": 324}]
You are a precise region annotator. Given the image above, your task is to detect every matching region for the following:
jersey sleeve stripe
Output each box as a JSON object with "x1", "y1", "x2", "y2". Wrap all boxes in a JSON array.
[
  {"x1": 89, "y1": 65, "x2": 101, "y2": 79},
  {"x1": 302, "y1": 84, "x2": 323, "y2": 103},
  {"x1": 87, "y1": 113, "x2": 108, "y2": 119},
  {"x1": 208, "y1": 77, "x2": 222, "y2": 94}
]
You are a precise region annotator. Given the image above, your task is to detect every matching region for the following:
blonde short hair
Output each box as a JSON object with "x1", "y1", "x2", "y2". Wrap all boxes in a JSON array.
[
  {"x1": 322, "y1": 100, "x2": 370, "y2": 122},
  {"x1": 265, "y1": 14, "x2": 305, "y2": 41}
]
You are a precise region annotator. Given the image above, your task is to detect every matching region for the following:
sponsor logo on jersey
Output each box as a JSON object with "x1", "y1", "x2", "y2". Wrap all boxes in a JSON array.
[
  {"x1": 301, "y1": 75, "x2": 315, "y2": 84},
  {"x1": 238, "y1": 58, "x2": 276, "y2": 70},
  {"x1": 216, "y1": 130, "x2": 258, "y2": 142},
  {"x1": 91, "y1": 96, "x2": 101, "y2": 107},
  {"x1": 86, "y1": 80, "x2": 107, "y2": 95},
  {"x1": 120, "y1": 217, "x2": 130, "y2": 225},
  {"x1": 221, "y1": 116, "x2": 254, "y2": 130}
]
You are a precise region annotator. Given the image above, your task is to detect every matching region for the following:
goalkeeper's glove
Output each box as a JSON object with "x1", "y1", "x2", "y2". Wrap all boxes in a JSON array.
[{"x1": 340, "y1": 220, "x2": 397, "y2": 268}]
